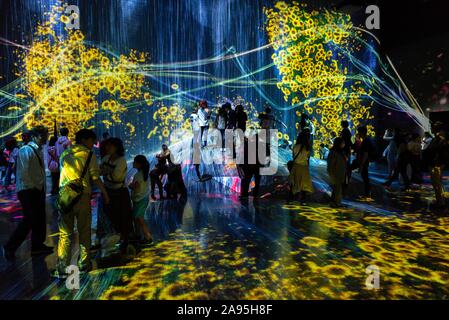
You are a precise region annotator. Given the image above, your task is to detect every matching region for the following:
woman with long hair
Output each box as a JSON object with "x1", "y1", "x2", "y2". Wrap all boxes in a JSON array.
[
  {"x1": 129, "y1": 155, "x2": 153, "y2": 245},
  {"x1": 101, "y1": 137, "x2": 133, "y2": 254},
  {"x1": 289, "y1": 129, "x2": 314, "y2": 204}
]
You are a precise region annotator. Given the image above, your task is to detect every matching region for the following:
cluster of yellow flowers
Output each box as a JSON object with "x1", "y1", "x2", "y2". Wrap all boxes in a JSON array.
[
  {"x1": 150, "y1": 102, "x2": 189, "y2": 142},
  {"x1": 18, "y1": 3, "x2": 150, "y2": 139},
  {"x1": 265, "y1": 1, "x2": 374, "y2": 149}
]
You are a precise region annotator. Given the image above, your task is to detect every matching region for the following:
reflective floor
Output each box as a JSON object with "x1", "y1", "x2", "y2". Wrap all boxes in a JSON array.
[{"x1": 0, "y1": 161, "x2": 449, "y2": 300}]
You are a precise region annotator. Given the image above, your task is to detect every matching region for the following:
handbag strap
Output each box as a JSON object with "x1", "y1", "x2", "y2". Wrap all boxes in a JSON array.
[{"x1": 80, "y1": 151, "x2": 93, "y2": 180}]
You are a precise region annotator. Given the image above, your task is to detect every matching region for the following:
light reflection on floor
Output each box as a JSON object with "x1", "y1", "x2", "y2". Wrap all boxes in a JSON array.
[{"x1": 1, "y1": 164, "x2": 449, "y2": 300}]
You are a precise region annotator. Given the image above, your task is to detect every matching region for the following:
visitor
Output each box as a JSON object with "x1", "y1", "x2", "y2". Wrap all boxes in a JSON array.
[
  {"x1": 351, "y1": 126, "x2": 373, "y2": 198},
  {"x1": 383, "y1": 128, "x2": 398, "y2": 178},
  {"x1": 425, "y1": 122, "x2": 449, "y2": 208},
  {"x1": 225, "y1": 103, "x2": 237, "y2": 130},
  {"x1": 150, "y1": 144, "x2": 171, "y2": 200},
  {"x1": 258, "y1": 106, "x2": 275, "y2": 130},
  {"x1": 215, "y1": 104, "x2": 228, "y2": 151},
  {"x1": 288, "y1": 129, "x2": 313, "y2": 205},
  {"x1": 259, "y1": 106, "x2": 275, "y2": 159},
  {"x1": 54, "y1": 129, "x2": 110, "y2": 277},
  {"x1": 235, "y1": 105, "x2": 248, "y2": 133},
  {"x1": 129, "y1": 155, "x2": 153, "y2": 245},
  {"x1": 383, "y1": 132, "x2": 411, "y2": 190},
  {"x1": 0, "y1": 144, "x2": 6, "y2": 188},
  {"x1": 2, "y1": 137, "x2": 19, "y2": 193},
  {"x1": 165, "y1": 162, "x2": 188, "y2": 200},
  {"x1": 56, "y1": 127, "x2": 71, "y2": 158},
  {"x1": 327, "y1": 137, "x2": 347, "y2": 207},
  {"x1": 340, "y1": 120, "x2": 353, "y2": 185},
  {"x1": 2, "y1": 126, "x2": 52, "y2": 260},
  {"x1": 239, "y1": 133, "x2": 263, "y2": 199},
  {"x1": 299, "y1": 113, "x2": 315, "y2": 156},
  {"x1": 319, "y1": 143, "x2": 329, "y2": 160},
  {"x1": 408, "y1": 133, "x2": 423, "y2": 184},
  {"x1": 101, "y1": 137, "x2": 133, "y2": 254},
  {"x1": 198, "y1": 100, "x2": 210, "y2": 147},
  {"x1": 47, "y1": 136, "x2": 60, "y2": 195}
]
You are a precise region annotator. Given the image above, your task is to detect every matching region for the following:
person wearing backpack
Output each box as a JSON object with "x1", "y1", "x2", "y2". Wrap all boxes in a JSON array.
[
  {"x1": 47, "y1": 136, "x2": 60, "y2": 195},
  {"x1": 2, "y1": 126, "x2": 52, "y2": 260},
  {"x1": 53, "y1": 129, "x2": 110, "y2": 277}
]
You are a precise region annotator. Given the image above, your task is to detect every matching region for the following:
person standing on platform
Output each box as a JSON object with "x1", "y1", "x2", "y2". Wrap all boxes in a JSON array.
[
  {"x1": 215, "y1": 104, "x2": 228, "y2": 151},
  {"x1": 2, "y1": 126, "x2": 52, "y2": 260},
  {"x1": 327, "y1": 137, "x2": 347, "y2": 207},
  {"x1": 198, "y1": 100, "x2": 211, "y2": 147},
  {"x1": 289, "y1": 129, "x2": 314, "y2": 205},
  {"x1": 150, "y1": 144, "x2": 171, "y2": 200},
  {"x1": 55, "y1": 129, "x2": 110, "y2": 277}
]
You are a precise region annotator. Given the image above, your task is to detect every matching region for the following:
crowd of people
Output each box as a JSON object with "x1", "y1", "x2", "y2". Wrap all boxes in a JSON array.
[
  {"x1": 296, "y1": 119, "x2": 449, "y2": 208},
  {"x1": 1, "y1": 101, "x2": 448, "y2": 278},
  {"x1": 288, "y1": 118, "x2": 375, "y2": 207},
  {"x1": 381, "y1": 122, "x2": 449, "y2": 208}
]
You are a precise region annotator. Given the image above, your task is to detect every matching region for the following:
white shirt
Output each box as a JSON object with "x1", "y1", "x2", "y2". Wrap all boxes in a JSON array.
[
  {"x1": 15, "y1": 141, "x2": 46, "y2": 192},
  {"x1": 309, "y1": 121, "x2": 315, "y2": 135},
  {"x1": 101, "y1": 155, "x2": 128, "y2": 189},
  {"x1": 190, "y1": 113, "x2": 200, "y2": 132},
  {"x1": 131, "y1": 170, "x2": 149, "y2": 202},
  {"x1": 198, "y1": 108, "x2": 209, "y2": 127}
]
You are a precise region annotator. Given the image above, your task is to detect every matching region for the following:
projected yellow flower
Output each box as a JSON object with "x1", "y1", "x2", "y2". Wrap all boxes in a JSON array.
[
  {"x1": 265, "y1": 1, "x2": 374, "y2": 151},
  {"x1": 17, "y1": 3, "x2": 151, "y2": 138}
]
